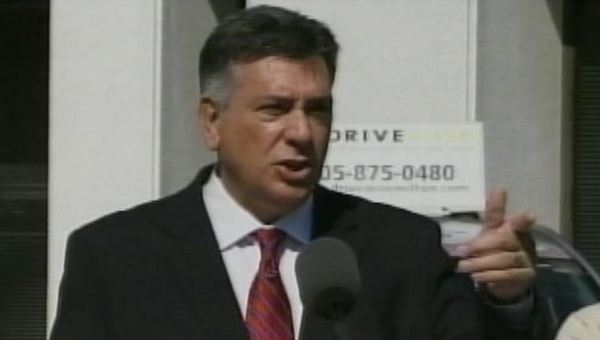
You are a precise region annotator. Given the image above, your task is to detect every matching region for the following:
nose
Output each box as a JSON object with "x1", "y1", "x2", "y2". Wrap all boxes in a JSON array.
[{"x1": 284, "y1": 109, "x2": 312, "y2": 145}]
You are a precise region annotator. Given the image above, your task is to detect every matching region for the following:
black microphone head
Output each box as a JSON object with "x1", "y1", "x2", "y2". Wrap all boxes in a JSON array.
[{"x1": 295, "y1": 237, "x2": 361, "y2": 321}]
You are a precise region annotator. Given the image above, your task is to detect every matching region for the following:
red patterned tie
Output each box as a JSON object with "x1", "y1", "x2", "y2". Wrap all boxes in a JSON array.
[{"x1": 245, "y1": 228, "x2": 294, "y2": 340}]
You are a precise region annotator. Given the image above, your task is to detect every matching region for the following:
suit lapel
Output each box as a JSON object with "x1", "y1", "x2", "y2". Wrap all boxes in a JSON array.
[{"x1": 160, "y1": 169, "x2": 248, "y2": 340}]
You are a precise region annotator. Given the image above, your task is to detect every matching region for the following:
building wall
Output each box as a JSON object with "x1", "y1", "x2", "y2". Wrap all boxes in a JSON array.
[{"x1": 476, "y1": 0, "x2": 569, "y2": 232}]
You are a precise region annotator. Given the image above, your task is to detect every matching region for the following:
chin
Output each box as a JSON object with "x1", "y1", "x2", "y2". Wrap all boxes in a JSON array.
[{"x1": 269, "y1": 184, "x2": 312, "y2": 206}]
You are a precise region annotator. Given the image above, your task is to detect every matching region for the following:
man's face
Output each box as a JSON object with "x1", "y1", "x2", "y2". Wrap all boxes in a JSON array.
[{"x1": 201, "y1": 56, "x2": 333, "y2": 222}]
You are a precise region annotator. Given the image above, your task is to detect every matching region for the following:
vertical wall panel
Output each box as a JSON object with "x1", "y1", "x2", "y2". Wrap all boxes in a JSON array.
[
  {"x1": 48, "y1": 0, "x2": 163, "y2": 327},
  {"x1": 477, "y1": 0, "x2": 567, "y2": 231}
]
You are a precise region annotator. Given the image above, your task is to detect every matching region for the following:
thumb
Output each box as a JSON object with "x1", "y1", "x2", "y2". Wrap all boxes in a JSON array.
[
  {"x1": 483, "y1": 188, "x2": 507, "y2": 231},
  {"x1": 505, "y1": 212, "x2": 536, "y2": 233}
]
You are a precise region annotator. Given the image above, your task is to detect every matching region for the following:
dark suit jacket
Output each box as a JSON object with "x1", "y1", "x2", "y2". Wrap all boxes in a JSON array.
[{"x1": 51, "y1": 168, "x2": 519, "y2": 340}]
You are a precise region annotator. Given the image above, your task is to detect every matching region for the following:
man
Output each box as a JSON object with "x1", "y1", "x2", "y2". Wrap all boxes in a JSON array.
[{"x1": 51, "y1": 5, "x2": 536, "y2": 340}]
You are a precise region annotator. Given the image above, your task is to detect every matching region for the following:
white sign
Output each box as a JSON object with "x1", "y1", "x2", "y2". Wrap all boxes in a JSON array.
[
  {"x1": 437, "y1": 216, "x2": 483, "y2": 256},
  {"x1": 320, "y1": 123, "x2": 485, "y2": 216}
]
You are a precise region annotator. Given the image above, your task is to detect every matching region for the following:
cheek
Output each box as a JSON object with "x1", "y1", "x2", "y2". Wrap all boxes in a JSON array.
[
  {"x1": 313, "y1": 125, "x2": 331, "y2": 154},
  {"x1": 221, "y1": 115, "x2": 260, "y2": 144},
  {"x1": 256, "y1": 122, "x2": 287, "y2": 150},
  {"x1": 229, "y1": 123, "x2": 281, "y2": 160}
]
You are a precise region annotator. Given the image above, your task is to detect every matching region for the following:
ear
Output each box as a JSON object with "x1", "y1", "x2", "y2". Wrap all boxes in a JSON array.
[{"x1": 198, "y1": 98, "x2": 221, "y2": 151}]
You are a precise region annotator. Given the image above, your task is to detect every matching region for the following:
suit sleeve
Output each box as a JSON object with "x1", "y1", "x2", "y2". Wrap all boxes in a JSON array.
[
  {"x1": 425, "y1": 228, "x2": 485, "y2": 340},
  {"x1": 428, "y1": 222, "x2": 544, "y2": 340},
  {"x1": 479, "y1": 230, "x2": 543, "y2": 340},
  {"x1": 50, "y1": 229, "x2": 111, "y2": 340},
  {"x1": 430, "y1": 249, "x2": 539, "y2": 339}
]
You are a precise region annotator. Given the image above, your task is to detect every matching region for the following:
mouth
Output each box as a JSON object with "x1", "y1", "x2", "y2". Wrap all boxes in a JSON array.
[
  {"x1": 276, "y1": 159, "x2": 314, "y2": 181},
  {"x1": 280, "y1": 158, "x2": 311, "y2": 170}
]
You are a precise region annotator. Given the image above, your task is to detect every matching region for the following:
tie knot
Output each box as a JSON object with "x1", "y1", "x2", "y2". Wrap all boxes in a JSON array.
[
  {"x1": 252, "y1": 228, "x2": 285, "y2": 277},
  {"x1": 253, "y1": 228, "x2": 285, "y2": 252}
]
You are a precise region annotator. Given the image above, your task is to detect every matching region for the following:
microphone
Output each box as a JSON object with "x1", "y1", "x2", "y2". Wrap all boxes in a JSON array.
[{"x1": 295, "y1": 237, "x2": 361, "y2": 339}]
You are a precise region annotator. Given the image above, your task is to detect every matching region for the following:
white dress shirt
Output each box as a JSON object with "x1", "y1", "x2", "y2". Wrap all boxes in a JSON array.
[
  {"x1": 556, "y1": 303, "x2": 600, "y2": 340},
  {"x1": 202, "y1": 172, "x2": 312, "y2": 339}
]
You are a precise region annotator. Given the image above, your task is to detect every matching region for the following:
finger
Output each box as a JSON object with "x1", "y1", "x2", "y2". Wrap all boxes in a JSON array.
[
  {"x1": 506, "y1": 212, "x2": 536, "y2": 233},
  {"x1": 470, "y1": 268, "x2": 535, "y2": 285},
  {"x1": 462, "y1": 228, "x2": 521, "y2": 256},
  {"x1": 484, "y1": 188, "x2": 507, "y2": 231},
  {"x1": 457, "y1": 251, "x2": 531, "y2": 273}
]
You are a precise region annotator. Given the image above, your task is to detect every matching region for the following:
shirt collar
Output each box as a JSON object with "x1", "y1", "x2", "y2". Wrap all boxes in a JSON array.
[{"x1": 202, "y1": 171, "x2": 313, "y2": 250}]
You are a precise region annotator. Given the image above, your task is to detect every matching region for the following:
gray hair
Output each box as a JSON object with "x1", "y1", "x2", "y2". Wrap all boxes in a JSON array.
[
  {"x1": 201, "y1": 73, "x2": 230, "y2": 108},
  {"x1": 198, "y1": 5, "x2": 338, "y2": 108}
]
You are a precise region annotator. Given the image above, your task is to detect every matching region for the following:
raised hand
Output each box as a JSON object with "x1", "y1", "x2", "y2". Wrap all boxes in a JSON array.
[{"x1": 456, "y1": 189, "x2": 536, "y2": 302}]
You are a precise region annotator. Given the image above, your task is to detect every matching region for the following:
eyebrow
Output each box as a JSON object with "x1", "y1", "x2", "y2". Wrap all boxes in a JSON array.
[
  {"x1": 258, "y1": 95, "x2": 332, "y2": 105},
  {"x1": 305, "y1": 96, "x2": 333, "y2": 106}
]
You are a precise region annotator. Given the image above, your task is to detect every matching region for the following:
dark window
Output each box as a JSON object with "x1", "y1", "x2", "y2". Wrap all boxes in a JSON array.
[
  {"x1": 0, "y1": 0, "x2": 49, "y2": 339},
  {"x1": 573, "y1": 0, "x2": 600, "y2": 273}
]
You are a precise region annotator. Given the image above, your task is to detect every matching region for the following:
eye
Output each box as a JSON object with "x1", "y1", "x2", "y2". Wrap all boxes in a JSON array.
[
  {"x1": 309, "y1": 105, "x2": 332, "y2": 116},
  {"x1": 256, "y1": 99, "x2": 295, "y2": 118},
  {"x1": 305, "y1": 102, "x2": 332, "y2": 121},
  {"x1": 258, "y1": 104, "x2": 286, "y2": 115}
]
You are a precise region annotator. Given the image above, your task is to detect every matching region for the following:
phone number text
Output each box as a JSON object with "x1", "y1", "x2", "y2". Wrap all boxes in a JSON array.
[{"x1": 321, "y1": 164, "x2": 456, "y2": 182}]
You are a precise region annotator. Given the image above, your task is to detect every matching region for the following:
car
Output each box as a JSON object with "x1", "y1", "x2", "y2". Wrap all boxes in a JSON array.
[{"x1": 532, "y1": 225, "x2": 600, "y2": 338}]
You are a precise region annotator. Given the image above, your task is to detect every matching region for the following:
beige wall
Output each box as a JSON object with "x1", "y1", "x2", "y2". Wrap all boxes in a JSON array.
[{"x1": 477, "y1": 0, "x2": 570, "y2": 233}]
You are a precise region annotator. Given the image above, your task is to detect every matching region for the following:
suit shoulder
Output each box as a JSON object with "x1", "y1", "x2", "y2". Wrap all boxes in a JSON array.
[
  {"x1": 316, "y1": 186, "x2": 440, "y2": 235},
  {"x1": 69, "y1": 190, "x2": 189, "y2": 244}
]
